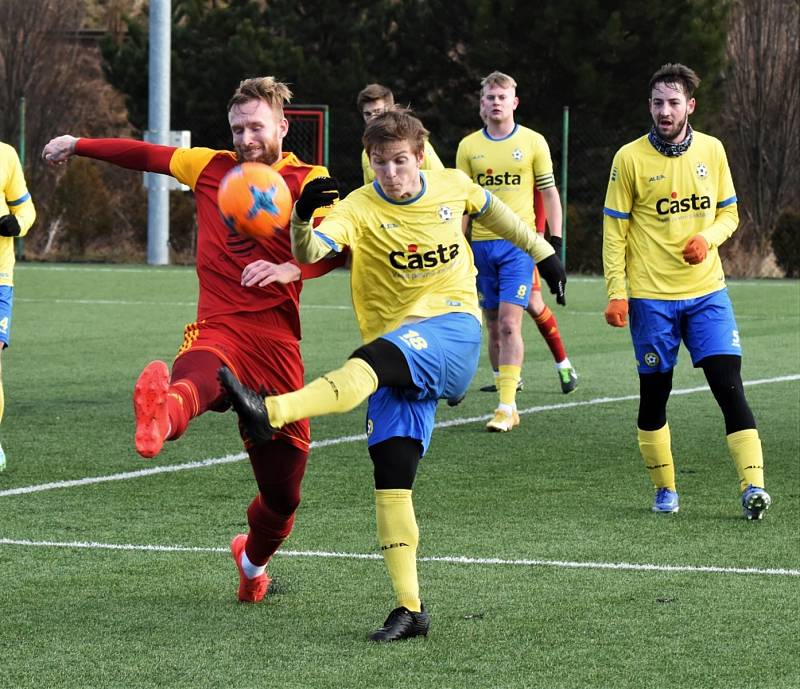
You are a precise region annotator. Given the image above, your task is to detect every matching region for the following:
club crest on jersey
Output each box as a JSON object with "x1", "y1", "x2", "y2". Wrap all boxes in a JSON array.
[
  {"x1": 695, "y1": 163, "x2": 708, "y2": 179},
  {"x1": 512, "y1": 148, "x2": 523, "y2": 161},
  {"x1": 438, "y1": 206, "x2": 453, "y2": 222}
]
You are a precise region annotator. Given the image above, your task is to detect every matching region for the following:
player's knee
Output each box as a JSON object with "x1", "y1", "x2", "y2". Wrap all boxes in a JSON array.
[
  {"x1": 637, "y1": 370, "x2": 673, "y2": 430},
  {"x1": 701, "y1": 355, "x2": 755, "y2": 432},
  {"x1": 369, "y1": 437, "x2": 421, "y2": 490}
]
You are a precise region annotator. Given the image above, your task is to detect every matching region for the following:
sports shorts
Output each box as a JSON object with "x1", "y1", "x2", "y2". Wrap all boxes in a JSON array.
[
  {"x1": 366, "y1": 312, "x2": 481, "y2": 455},
  {"x1": 629, "y1": 288, "x2": 741, "y2": 374},
  {"x1": 472, "y1": 239, "x2": 534, "y2": 310},
  {"x1": 0, "y1": 285, "x2": 12, "y2": 348},
  {"x1": 176, "y1": 311, "x2": 310, "y2": 450}
]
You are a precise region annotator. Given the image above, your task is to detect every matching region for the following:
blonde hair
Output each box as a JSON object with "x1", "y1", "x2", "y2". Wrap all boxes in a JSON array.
[
  {"x1": 480, "y1": 71, "x2": 517, "y2": 95},
  {"x1": 228, "y1": 77, "x2": 292, "y2": 117}
]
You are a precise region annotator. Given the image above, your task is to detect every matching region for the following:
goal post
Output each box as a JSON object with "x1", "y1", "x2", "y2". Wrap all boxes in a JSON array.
[{"x1": 285, "y1": 105, "x2": 329, "y2": 167}]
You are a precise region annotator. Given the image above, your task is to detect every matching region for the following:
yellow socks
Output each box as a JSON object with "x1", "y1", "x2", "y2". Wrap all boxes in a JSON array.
[
  {"x1": 727, "y1": 428, "x2": 765, "y2": 492},
  {"x1": 265, "y1": 357, "x2": 378, "y2": 428},
  {"x1": 497, "y1": 364, "x2": 521, "y2": 408},
  {"x1": 637, "y1": 424, "x2": 676, "y2": 491},
  {"x1": 375, "y1": 489, "x2": 421, "y2": 612}
]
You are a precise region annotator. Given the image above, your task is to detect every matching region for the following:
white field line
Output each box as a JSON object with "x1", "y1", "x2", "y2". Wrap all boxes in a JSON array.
[
  {"x1": 0, "y1": 537, "x2": 797, "y2": 577},
  {"x1": 1, "y1": 374, "x2": 797, "y2": 500}
]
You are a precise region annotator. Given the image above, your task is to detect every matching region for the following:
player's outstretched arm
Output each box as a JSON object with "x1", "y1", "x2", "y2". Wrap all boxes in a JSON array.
[{"x1": 42, "y1": 135, "x2": 78, "y2": 165}]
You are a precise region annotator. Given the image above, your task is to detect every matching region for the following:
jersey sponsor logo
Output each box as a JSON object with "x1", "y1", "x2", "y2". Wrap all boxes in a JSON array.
[
  {"x1": 389, "y1": 243, "x2": 460, "y2": 270},
  {"x1": 476, "y1": 168, "x2": 522, "y2": 186},
  {"x1": 656, "y1": 192, "x2": 712, "y2": 215}
]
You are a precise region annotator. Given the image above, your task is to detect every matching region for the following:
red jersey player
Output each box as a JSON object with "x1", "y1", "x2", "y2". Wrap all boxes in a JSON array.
[{"x1": 42, "y1": 77, "x2": 344, "y2": 604}]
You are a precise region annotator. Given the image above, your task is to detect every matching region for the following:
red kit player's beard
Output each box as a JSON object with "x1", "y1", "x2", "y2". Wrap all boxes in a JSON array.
[{"x1": 236, "y1": 141, "x2": 281, "y2": 166}]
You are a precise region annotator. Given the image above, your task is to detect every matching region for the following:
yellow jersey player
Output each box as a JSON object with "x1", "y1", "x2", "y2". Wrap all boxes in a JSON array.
[
  {"x1": 219, "y1": 109, "x2": 566, "y2": 642},
  {"x1": 0, "y1": 141, "x2": 36, "y2": 471},
  {"x1": 457, "y1": 71, "x2": 577, "y2": 434},
  {"x1": 603, "y1": 63, "x2": 770, "y2": 520},
  {"x1": 357, "y1": 83, "x2": 444, "y2": 184}
]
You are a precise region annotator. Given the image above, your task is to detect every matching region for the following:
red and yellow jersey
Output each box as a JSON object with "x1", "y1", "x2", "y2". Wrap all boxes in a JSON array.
[
  {"x1": 0, "y1": 141, "x2": 36, "y2": 286},
  {"x1": 74, "y1": 139, "x2": 342, "y2": 339},
  {"x1": 602, "y1": 131, "x2": 738, "y2": 300}
]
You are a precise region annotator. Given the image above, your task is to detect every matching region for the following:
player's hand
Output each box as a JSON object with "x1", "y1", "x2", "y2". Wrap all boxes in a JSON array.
[
  {"x1": 683, "y1": 235, "x2": 708, "y2": 264},
  {"x1": 604, "y1": 299, "x2": 629, "y2": 327},
  {"x1": 42, "y1": 135, "x2": 78, "y2": 165},
  {"x1": 536, "y1": 253, "x2": 567, "y2": 306},
  {"x1": 0, "y1": 214, "x2": 21, "y2": 237},
  {"x1": 549, "y1": 235, "x2": 563, "y2": 256},
  {"x1": 241, "y1": 260, "x2": 301, "y2": 287},
  {"x1": 295, "y1": 177, "x2": 339, "y2": 222}
]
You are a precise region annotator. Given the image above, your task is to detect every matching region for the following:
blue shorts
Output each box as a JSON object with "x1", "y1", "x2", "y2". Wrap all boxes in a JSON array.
[
  {"x1": 472, "y1": 239, "x2": 534, "y2": 310},
  {"x1": 629, "y1": 289, "x2": 741, "y2": 373},
  {"x1": 0, "y1": 286, "x2": 13, "y2": 348},
  {"x1": 366, "y1": 312, "x2": 481, "y2": 455}
]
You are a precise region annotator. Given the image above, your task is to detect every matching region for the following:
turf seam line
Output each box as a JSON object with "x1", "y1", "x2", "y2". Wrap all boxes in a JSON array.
[{"x1": 1, "y1": 373, "x2": 797, "y2": 499}]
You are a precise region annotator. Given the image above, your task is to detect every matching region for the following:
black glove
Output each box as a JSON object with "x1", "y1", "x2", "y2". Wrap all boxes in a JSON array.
[
  {"x1": 549, "y1": 234, "x2": 562, "y2": 256},
  {"x1": 537, "y1": 253, "x2": 567, "y2": 306},
  {"x1": 0, "y1": 214, "x2": 21, "y2": 237},
  {"x1": 295, "y1": 177, "x2": 340, "y2": 222}
]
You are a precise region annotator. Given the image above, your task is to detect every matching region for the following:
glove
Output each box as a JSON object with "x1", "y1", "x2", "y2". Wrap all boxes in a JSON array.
[
  {"x1": 536, "y1": 253, "x2": 567, "y2": 306},
  {"x1": 604, "y1": 299, "x2": 629, "y2": 327},
  {"x1": 0, "y1": 214, "x2": 21, "y2": 237},
  {"x1": 549, "y1": 235, "x2": 563, "y2": 257},
  {"x1": 295, "y1": 177, "x2": 339, "y2": 222},
  {"x1": 683, "y1": 235, "x2": 708, "y2": 264}
]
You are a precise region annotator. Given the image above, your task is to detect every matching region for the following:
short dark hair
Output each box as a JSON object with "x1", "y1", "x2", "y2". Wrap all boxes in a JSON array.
[
  {"x1": 357, "y1": 83, "x2": 395, "y2": 111},
  {"x1": 648, "y1": 63, "x2": 701, "y2": 98},
  {"x1": 362, "y1": 108, "x2": 427, "y2": 158}
]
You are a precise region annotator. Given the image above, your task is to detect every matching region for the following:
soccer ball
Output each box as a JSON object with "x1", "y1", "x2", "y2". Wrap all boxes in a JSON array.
[{"x1": 218, "y1": 162, "x2": 293, "y2": 240}]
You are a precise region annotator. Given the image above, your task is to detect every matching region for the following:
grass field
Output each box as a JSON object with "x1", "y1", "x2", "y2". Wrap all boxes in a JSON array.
[{"x1": 0, "y1": 263, "x2": 798, "y2": 689}]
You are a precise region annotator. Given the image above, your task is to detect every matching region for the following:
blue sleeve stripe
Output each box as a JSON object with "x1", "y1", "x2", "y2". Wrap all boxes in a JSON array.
[
  {"x1": 472, "y1": 190, "x2": 492, "y2": 218},
  {"x1": 314, "y1": 230, "x2": 341, "y2": 253},
  {"x1": 603, "y1": 207, "x2": 630, "y2": 219},
  {"x1": 717, "y1": 195, "x2": 737, "y2": 208},
  {"x1": 8, "y1": 192, "x2": 30, "y2": 206}
]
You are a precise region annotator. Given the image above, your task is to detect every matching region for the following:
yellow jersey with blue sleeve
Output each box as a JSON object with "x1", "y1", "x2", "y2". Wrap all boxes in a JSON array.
[
  {"x1": 456, "y1": 124, "x2": 555, "y2": 241},
  {"x1": 313, "y1": 169, "x2": 486, "y2": 342},
  {"x1": 603, "y1": 130, "x2": 738, "y2": 300},
  {"x1": 0, "y1": 142, "x2": 35, "y2": 286},
  {"x1": 361, "y1": 140, "x2": 444, "y2": 184}
]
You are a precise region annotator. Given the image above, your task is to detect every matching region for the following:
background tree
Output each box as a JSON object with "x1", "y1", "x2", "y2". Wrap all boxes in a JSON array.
[{"x1": 722, "y1": 0, "x2": 800, "y2": 265}]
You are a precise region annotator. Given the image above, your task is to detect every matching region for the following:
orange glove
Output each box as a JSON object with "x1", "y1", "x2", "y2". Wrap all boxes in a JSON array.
[
  {"x1": 683, "y1": 235, "x2": 708, "y2": 264},
  {"x1": 604, "y1": 299, "x2": 629, "y2": 327}
]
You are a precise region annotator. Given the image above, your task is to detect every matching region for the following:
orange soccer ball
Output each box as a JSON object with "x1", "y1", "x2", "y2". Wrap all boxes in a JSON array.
[{"x1": 218, "y1": 162, "x2": 293, "y2": 240}]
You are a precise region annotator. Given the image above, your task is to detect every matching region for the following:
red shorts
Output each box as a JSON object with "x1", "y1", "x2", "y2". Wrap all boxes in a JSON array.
[{"x1": 176, "y1": 311, "x2": 310, "y2": 450}]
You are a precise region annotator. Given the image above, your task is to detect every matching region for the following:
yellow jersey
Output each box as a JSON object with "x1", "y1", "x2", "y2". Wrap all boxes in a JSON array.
[
  {"x1": 603, "y1": 131, "x2": 738, "y2": 300},
  {"x1": 456, "y1": 124, "x2": 555, "y2": 241},
  {"x1": 314, "y1": 169, "x2": 487, "y2": 342},
  {"x1": 0, "y1": 142, "x2": 35, "y2": 286}
]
